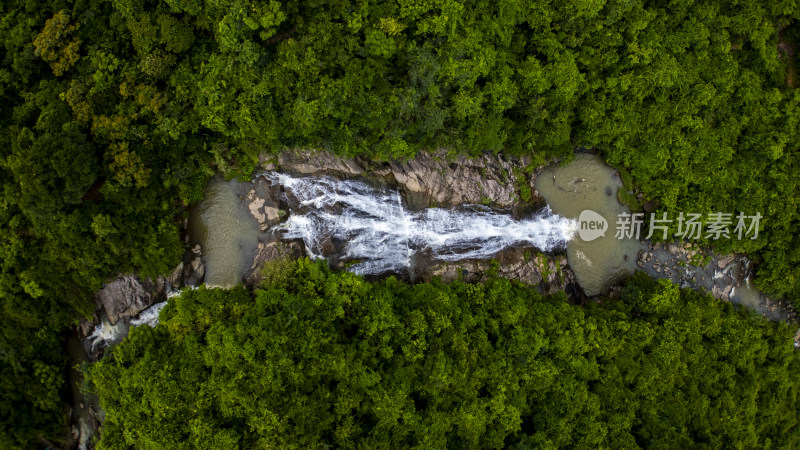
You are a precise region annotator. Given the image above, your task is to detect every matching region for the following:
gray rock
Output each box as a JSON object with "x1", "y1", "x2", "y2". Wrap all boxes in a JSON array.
[
  {"x1": 425, "y1": 261, "x2": 488, "y2": 284},
  {"x1": 95, "y1": 275, "x2": 165, "y2": 325},
  {"x1": 246, "y1": 187, "x2": 281, "y2": 231},
  {"x1": 666, "y1": 243, "x2": 683, "y2": 255},
  {"x1": 717, "y1": 254, "x2": 735, "y2": 269},
  {"x1": 183, "y1": 244, "x2": 205, "y2": 286},
  {"x1": 269, "y1": 149, "x2": 536, "y2": 209},
  {"x1": 167, "y1": 261, "x2": 184, "y2": 289},
  {"x1": 276, "y1": 150, "x2": 364, "y2": 177},
  {"x1": 423, "y1": 250, "x2": 582, "y2": 301},
  {"x1": 375, "y1": 150, "x2": 522, "y2": 207},
  {"x1": 77, "y1": 317, "x2": 94, "y2": 338}
]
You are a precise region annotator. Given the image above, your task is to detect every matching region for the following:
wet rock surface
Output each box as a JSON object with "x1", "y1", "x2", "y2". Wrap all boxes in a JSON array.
[
  {"x1": 183, "y1": 243, "x2": 205, "y2": 286},
  {"x1": 254, "y1": 150, "x2": 796, "y2": 325},
  {"x1": 246, "y1": 177, "x2": 282, "y2": 231},
  {"x1": 422, "y1": 250, "x2": 585, "y2": 302},
  {"x1": 244, "y1": 241, "x2": 304, "y2": 287},
  {"x1": 267, "y1": 149, "x2": 541, "y2": 209},
  {"x1": 94, "y1": 275, "x2": 166, "y2": 325},
  {"x1": 635, "y1": 241, "x2": 797, "y2": 322},
  {"x1": 239, "y1": 149, "x2": 556, "y2": 293},
  {"x1": 89, "y1": 150, "x2": 799, "y2": 358},
  {"x1": 82, "y1": 250, "x2": 197, "y2": 361},
  {"x1": 271, "y1": 151, "x2": 365, "y2": 178}
]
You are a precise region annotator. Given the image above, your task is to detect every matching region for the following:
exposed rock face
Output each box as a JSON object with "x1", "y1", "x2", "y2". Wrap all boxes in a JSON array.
[
  {"x1": 716, "y1": 254, "x2": 735, "y2": 269},
  {"x1": 183, "y1": 244, "x2": 205, "y2": 286},
  {"x1": 167, "y1": 261, "x2": 184, "y2": 289},
  {"x1": 635, "y1": 242, "x2": 797, "y2": 322},
  {"x1": 256, "y1": 150, "x2": 585, "y2": 300},
  {"x1": 253, "y1": 150, "x2": 579, "y2": 299},
  {"x1": 422, "y1": 250, "x2": 584, "y2": 302},
  {"x1": 268, "y1": 149, "x2": 539, "y2": 209},
  {"x1": 77, "y1": 317, "x2": 94, "y2": 338},
  {"x1": 275, "y1": 150, "x2": 364, "y2": 177},
  {"x1": 94, "y1": 275, "x2": 166, "y2": 325},
  {"x1": 246, "y1": 178, "x2": 281, "y2": 231},
  {"x1": 374, "y1": 151, "x2": 525, "y2": 208}
]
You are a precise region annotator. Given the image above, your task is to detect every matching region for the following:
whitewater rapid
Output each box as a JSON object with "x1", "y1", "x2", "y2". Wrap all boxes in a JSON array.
[{"x1": 263, "y1": 173, "x2": 578, "y2": 275}]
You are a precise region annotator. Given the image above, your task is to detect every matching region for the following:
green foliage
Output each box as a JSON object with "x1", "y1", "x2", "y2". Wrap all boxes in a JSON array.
[
  {"x1": 4, "y1": 0, "x2": 800, "y2": 445},
  {"x1": 258, "y1": 254, "x2": 295, "y2": 291},
  {"x1": 33, "y1": 10, "x2": 81, "y2": 76},
  {"x1": 89, "y1": 260, "x2": 800, "y2": 448},
  {"x1": 0, "y1": 325, "x2": 68, "y2": 448},
  {"x1": 513, "y1": 168, "x2": 532, "y2": 202}
]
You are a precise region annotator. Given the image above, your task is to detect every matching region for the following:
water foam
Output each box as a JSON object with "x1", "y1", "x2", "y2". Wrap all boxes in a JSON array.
[
  {"x1": 262, "y1": 173, "x2": 577, "y2": 275},
  {"x1": 130, "y1": 301, "x2": 168, "y2": 327},
  {"x1": 86, "y1": 318, "x2": 129, "y2": 351}
]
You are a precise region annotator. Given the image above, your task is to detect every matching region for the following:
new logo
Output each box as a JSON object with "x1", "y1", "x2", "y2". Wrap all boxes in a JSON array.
[{"x1": 578, "y1": 210, "x2": 607, "y2": 241}]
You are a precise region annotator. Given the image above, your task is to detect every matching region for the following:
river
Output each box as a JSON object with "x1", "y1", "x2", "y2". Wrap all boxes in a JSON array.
[{"x1": 190, "y1": 154, "x2": 793, "y2": 322}]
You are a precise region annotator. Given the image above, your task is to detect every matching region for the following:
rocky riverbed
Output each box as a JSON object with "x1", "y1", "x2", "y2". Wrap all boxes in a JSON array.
[
  {"x1": 635, "y1": 241, "x2": 797, "y2": 322},
  {"x1": 241, "y1": 149, "x2": 577, "y2": 293},
  {"x1": 81, "y1": 148, "x2": 800, "y2": 349},
  {"x1": 242, "y1": 150, "x2": 796, "y2": 322}
]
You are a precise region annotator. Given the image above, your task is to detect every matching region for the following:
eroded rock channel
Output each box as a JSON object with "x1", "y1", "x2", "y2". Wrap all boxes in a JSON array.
[
  {"x1": 82, "y1": 149, "x2": 800, "y2": 361},
  {"x1": 187, "y1": 150, "x2": 795, "y2": 324}
]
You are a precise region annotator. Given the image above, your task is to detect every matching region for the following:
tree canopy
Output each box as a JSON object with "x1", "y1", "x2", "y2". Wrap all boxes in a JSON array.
[
  {"x1": 1, "y1": 0, "x2": 800, "y2": 446},
  {"x1": 89, "y1": 259, "x2": 800, "y2": 449}
]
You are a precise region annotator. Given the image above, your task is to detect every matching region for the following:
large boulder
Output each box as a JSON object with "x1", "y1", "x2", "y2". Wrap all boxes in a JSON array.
[
  {"x1": 275, "y1": 150, "x2": 364, "y2": 177},
  {"x1": 167, "y1": 261, "x2": 184, "y2": 289},
  {"x1": 264, "y1": 149, "x2": 538, "y2": 208},
  {"x1": 374, "y1": 150, "x2": 528, "y2": 208},
  {"x1": 246, "y1": 177, "x2": 282, "y2": 231},
  {"x1": 94, "y1": 275, "x2": 165, "y2": 325},
  {"x1": 183, "y1": 244, "x2": 205, "y2": 286}
]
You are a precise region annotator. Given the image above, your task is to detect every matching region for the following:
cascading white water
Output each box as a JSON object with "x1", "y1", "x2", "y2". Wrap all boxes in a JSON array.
[
  {"x1": 88, "y1": 285, "x2": 195, "y2": 352},
  {"x1": 86, "y1": 317, "x2": 129, "y2": 352},
  {"x1": 263, "y1": 173, "x2": 578, "y2": 275},
  {"x1": 130, "y1": 301, "x2": 167, "y2": 327}
]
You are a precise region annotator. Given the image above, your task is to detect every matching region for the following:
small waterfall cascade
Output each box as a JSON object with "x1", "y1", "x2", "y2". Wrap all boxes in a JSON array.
[{"x1": 263, "y1": 173, "x2": 578, "y2": 275}]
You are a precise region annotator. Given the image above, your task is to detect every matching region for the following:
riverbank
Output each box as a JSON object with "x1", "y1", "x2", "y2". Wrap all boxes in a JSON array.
[{"x1": 81, "y1": 149, "x2": 799, "y2": 346}]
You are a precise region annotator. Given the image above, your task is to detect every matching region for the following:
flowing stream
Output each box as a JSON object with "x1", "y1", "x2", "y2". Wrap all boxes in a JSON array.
[
  {"x1": 190, "y1": 155, "x2": 794, "y2": 325},
  {"x1": 269, "y1": 173, "x2": 577, "y2": 275},
  {"x1": 77, "y1": 154, "x2": 796, "y2": 445}
]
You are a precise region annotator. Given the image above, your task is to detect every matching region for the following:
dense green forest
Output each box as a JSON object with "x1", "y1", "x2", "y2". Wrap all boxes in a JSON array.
[
  {"x1": 88, "y1": 259, "x2": 800, "y2": 448},
  {"x1": 1, "y1": 0, "x2": 800, "y2": 447}
]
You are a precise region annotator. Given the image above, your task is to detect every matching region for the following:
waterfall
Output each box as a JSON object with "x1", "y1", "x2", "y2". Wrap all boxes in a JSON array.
[
  {"x1": 130, "y1": 302, "x2": 168, "y2": 328},
  {"x1": 87, "y1": 284, "x2": 198, "y2": 354},
  {"x1": 263, "y1": 173, "x2": 578, "y2": 275},
  {"x1": 86, "y1": 317, "x2": 129, "y2": 352}
]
